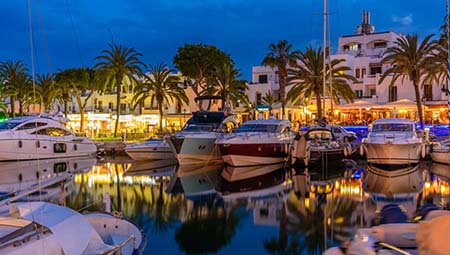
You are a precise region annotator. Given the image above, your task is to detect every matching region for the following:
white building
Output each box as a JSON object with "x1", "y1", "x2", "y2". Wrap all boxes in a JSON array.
[{"x1": 248, "y1": 11, "x2": 446, "y2": 124}]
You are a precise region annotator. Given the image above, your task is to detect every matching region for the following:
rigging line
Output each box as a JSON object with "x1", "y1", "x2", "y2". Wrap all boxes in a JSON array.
[
  {"x1": 35, "y1": 0, "x2": 54, "y2": 80},
  {"x1": 65, "y1": 0, "x2": 85, "y2": 67},
  {"x1": 26, "y1": 0, "x2": 36, "y2": 107}
]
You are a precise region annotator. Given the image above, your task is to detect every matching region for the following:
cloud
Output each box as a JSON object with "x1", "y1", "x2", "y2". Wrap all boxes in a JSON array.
[{"x1": 392, "y1": 14, "x2": 413, "y2": 25}]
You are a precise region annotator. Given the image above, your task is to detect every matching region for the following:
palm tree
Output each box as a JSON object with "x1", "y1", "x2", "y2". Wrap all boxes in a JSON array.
[
  {"x1": 132, "y1": 63, "x2": 188, "y2": 132},
  {"x1": 262, "y1": 91, "x2": 279, "y2": 115},
  {"x1": 287, "y1": 47, "x2": 357, "y2": 120},
  {"x1": 262, "y1": 40, "x2": 297, "y2": 119},
  {"x1": 54, "y1": 71, "x2": 73, "y2": 118},
  {"x1": 379, "y1": 34, "x2": 439, "y2": 129},
  {"x1": 207, "y1": 63, "x2": 248, "y2": 110},
  {"x1": 36, "y1": 73, "x2": 59, "y2": 112},
  {"x1": 94, "y1": 44, "x2": 144, "y2": 136},
  {"x1": 0, "y1": 60, "x2": 29, "y2": 117}
]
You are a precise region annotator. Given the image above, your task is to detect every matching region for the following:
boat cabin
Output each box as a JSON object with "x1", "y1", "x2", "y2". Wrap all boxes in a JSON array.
[{"x1": 233, "y1": 119, "x2": 291, "y2": 134}]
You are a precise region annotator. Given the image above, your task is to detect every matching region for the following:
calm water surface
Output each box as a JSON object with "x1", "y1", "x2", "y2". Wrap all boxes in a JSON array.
[{"x1": 2, "y1": 156, "x2": 450, "y2": 254}]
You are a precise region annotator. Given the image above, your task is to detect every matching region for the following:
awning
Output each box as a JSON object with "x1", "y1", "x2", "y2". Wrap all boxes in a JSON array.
[
  {"x1": 373, "y1": 99, "x2": 423, "y2": 110},
  {"x1": 337, "y1": 100, "x2": 379, "y2": 110}
]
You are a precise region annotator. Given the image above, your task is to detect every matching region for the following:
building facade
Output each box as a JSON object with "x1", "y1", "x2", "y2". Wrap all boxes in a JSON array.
[{"x1": 248, "y1": 11, "x2": 447, "y2": 125}]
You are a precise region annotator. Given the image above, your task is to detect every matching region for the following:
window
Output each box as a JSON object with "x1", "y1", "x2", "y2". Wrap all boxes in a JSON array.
[
  {"x1": 256, "y1": 92, "x2": 262, "y2": 105},
  {"x1": 348, "y1": 43, "x2": 361, "y2": 51},
  {"x1": 424, "y1": 84, "x2": 433, "y2": 101},
  {"x1": 33, "y1": 128, "x2": 71, "y2": 136},
  {"x1": 122, "y1": 85, "x2": 126, "y2": 93},
  {"x1": 355, "y1": 69, "x2": 360, "y2": 78},
  {"x1": 370, "y1": 66, "x2": 382, "y2": 75},
  {"x1": 361, "y1": 68, "x2": 366, "y2": 78},
  {"x1": 355, "y1": 90, "x2": 363, "y2": 98},
  {"x1": 108, "y1": 102, "x2": 113, "y2": 110},
  {"x1": 374, "y1": 41, "x2": 387, "y2": 48},
  {"x1": 258, "y1": 75, "x2": 268, "y2": 84},
  {"x1": 389, "y1": 86, "x2": 398, "y2": 102},
  {"x1": 120, "y1": 103, "x2": 127, "y2": 112},
  {"x1": 98, "y1": 100, "x2": 103, "y2": 110},
  {"x1": 365, "y1": 85, "x2": 376, "y2": 97},
  {"x1": 17, "y1": 122, "x2": 47, "y2": 130},
  {"x1": 332, "y1": 127, "x2": 342, "y2": 134}
]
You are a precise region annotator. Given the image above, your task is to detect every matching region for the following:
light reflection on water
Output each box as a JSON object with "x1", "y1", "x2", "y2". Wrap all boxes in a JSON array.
[{"x1": 1, "y1": 157, "x2": 450, "y2": 254}]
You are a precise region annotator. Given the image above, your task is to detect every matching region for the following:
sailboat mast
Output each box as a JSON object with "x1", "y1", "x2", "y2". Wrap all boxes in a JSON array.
[
  {"x1": 322, "y1": 0, "x2": 327, "y2": 120},
  {"x1": 447, "y1": 0, "x2": 450, "y2": 131},
  {"x1": 328, "y1": 11, "x2": 333, "y2": 124}
]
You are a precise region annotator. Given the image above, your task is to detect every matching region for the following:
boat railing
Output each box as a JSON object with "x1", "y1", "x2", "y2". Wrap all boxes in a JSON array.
[
  {"x1": 375, "y1": 242, "x2": 413, "y2": 255},
  {"x1": 97, "y1": 235, "x2": 136, "y2": 255},
  {"x1": 218, "y1": 131, "x2": 296, "y2": 140}
]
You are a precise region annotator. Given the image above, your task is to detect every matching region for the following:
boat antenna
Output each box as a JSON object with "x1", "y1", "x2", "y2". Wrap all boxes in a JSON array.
[{"x1": 322, "y1": 0, "x2": 327, "y2": 120}]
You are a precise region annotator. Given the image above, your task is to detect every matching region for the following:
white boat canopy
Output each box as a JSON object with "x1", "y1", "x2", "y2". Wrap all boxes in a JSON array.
[{"x1": 10, "y1": 202, "x2": 111, "y2": 255}]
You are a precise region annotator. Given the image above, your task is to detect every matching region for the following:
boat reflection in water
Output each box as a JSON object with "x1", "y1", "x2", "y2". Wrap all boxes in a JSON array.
[
  {"x1": 55, "y1": 157, "x2": 450, "y2": 254},
  {"x1": 0, "y1": 157, "x2": 96, "y2": 204}
]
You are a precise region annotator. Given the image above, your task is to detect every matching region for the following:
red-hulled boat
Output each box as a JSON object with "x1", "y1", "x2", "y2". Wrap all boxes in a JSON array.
[{"x1": 216, "y1": 119, "x2": 295, "y2": 167}]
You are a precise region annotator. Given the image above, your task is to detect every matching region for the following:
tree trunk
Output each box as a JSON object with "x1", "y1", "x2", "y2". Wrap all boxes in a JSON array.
[
  {"x1": 279, "y1": 66, "x2": 287, "y2": 120},
  {"x1": 113, "y1": 74, "x2": 124, "y2": 137},
  {"x1": 158, "y1": 102, "x2": 164, "y2": 132},
  {"x1": 80, "y1": 108, "x2": 85, "y2": 134},
  {"x1": 19, "y1": 98, "x2": 23, "y2": 115},
  {"x1": 114, "y1": 82, "x2": 121, "y2": 137},
  {"x1": 316, "y1": 90, "x2": 323, "y2": 120},
  {"x1": 64, "y1": 100, "x2": 68, "y2": 118},
  {"x1": 413, "y1": 82, "x2": 424, "y2": 129},
  {"x1": 10, "y1": 96, "x2": 15, "y2": 118}
]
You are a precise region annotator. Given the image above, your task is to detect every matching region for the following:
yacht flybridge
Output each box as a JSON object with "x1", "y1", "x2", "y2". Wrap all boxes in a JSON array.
[{"x1": 0, "y1": 116, "x2": 97, "y2": 161}]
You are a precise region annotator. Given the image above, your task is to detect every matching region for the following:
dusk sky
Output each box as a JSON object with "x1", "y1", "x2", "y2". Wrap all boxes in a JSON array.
[{"x1": 1, "y1": 0, "x2": 446, "y2": 80}]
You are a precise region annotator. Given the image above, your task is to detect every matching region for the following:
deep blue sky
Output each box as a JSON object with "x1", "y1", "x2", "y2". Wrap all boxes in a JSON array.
[{"x1": 1, "y1": 0, "x2": 446, "y2": 80}]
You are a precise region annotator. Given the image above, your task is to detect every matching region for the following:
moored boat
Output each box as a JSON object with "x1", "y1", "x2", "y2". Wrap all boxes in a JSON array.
[
  {"x1": 167, "y1": 96, "x2": 238, "y2": 165},
  {"x1": 216, "y1": 119, "x2": 295, "y2": 167},
  {"x1": 361, "y1": 118, "x2": 426, "y2": 165},
  {"x1": 430, "y1": 139, "x2": 450, "y2": 165},
  {"x1": 0, "y1": 202, "x2": 145, "y2": 255},
  {"x1": 0, "y1": 116, "x2": 97, "y2": 161},
  {"x1": 125, "y1": 138, "x2": 175, "y2": 161}
]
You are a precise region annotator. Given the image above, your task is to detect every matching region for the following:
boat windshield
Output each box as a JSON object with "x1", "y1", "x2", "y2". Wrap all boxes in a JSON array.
[
  {"x1": 306, "y1": 130, "x2": 333, "y2": 140},
  {"x1": 372, "y1": 123, "x2": 412, "y2": 132},
  {"x1": 234, "y1": 124, "x2": 279, "y2": 133},
  {"x1": 183, "y1": 123, "x2": 217, "y2": 132},
  {"x1": 0, "y1": 120, "x2": 25, "y2": 131}
]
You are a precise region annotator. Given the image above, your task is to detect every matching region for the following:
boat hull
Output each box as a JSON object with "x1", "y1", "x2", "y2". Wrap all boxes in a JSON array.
[
  {"x1": 169, "y1": 135, "x2": 222, "y2": 165},
  {"x1": 0, "y1": 138, "x2": 96, "y2": 161},
  {"x1": 362, "y1": 142, "x2": 423, "y2": 165},
  {"x1": 125, "y1": 148, "x2": 175, "y2": 161},
  {"x1": 219, "y1": 143, "x2": 289, "y2": 167}
]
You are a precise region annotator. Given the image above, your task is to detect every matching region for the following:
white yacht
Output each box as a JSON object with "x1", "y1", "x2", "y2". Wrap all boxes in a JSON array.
[
  {"x1": 125, "y1": 138, "x2": 175, "y2": 161},
  {"x1": 430, "y1": 140, "x2": 450, "y2": 165},
  {"x1": 361, "y1": 118, "x2": 426, "y2": 165},
  {"x1": 216, "y1": 119, "x2": 295, "y2": 167},
  {"x1": 167, "y1": 96, "x2": 238, "y2": 165},
  {"x1": 0, "y1": 202, "x2": 145, "y2": 255},
  {"x1": 0, "y1": 116, "x2": 97, "y2": 161}
]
